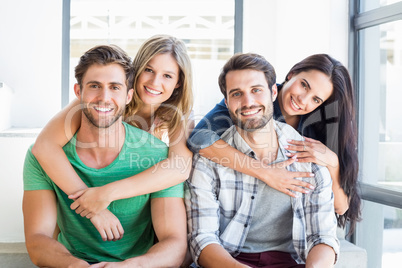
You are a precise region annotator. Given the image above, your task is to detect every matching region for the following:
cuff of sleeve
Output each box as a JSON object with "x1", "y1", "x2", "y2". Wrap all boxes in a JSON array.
[
  {"x1": 309, "y1": 237, "x2": 340, "y2": 264},
  {"x1": 187, "y1": 129, "x2": 221, "y2": 154}
]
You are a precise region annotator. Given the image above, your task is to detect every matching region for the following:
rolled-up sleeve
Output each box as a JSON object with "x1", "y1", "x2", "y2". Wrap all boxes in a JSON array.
[
  {"x1": 184, "y1": 156, "x2": 222, "y2": 265},
  {"x1": 306, "y1": 164, "x2": 340, "y2": 261},
  {"x1": 187, "y1": 99, "x2": 233, "y2": 153}
]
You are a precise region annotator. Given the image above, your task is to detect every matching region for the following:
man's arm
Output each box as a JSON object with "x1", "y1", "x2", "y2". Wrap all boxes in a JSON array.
[
  {"x1": 121, "y1": 197, "x2": 187, "y2": 267},
  {"x1": 305, "y1": 244, "x2": 336, "y2": 268},
  {"x1": 185, "y1": 155, "x2": 243, "y2": 266},
  {"x1": 23, "y1": 190, "x2": 89, "y2": 268},
  {"x1": 198, "y1": 244, "x2": 249, "y2": 268},
  {"x1": 305, "y1": 164, "x2": 339, "y2": 267}
]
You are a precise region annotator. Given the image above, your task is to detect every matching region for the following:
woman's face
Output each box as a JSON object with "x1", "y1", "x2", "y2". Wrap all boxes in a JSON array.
[
  {"x1": 136, "y1": 53, "x2": 180, "y2": 106},
  {"x1": 279, "y1": 69, "x2": 333, "y2": 116}
]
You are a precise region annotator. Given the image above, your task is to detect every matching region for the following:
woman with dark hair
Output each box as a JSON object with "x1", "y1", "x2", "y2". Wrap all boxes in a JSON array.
[{"x1": 188, "y1": 54, "x2": 360, "y2": 232}]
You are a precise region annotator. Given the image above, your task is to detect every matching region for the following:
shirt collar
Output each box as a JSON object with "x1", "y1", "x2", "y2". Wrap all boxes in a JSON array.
[{"x1": 230, "y1": 120, "x2": 292, "y2": 162}]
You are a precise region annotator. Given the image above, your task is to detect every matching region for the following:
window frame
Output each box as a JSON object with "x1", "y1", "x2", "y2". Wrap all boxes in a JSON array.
[
  {"x1": 350, "y1": 0, "x2": 402, "y2": 211},
  {"x1": 61, "y1": 0, "x2": 243, "y2": 107}
]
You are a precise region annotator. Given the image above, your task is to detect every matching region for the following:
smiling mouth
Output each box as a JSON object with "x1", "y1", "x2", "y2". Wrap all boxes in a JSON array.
[
  {"x1": 290, "y1": 97, "x2": 301, "y2": 110},
  {"x1": 94, "y1": 106, "x2": 113, "y2": 112},
  {"x1": 239, "y1": 107, "x2": 262, "y2": 116},
  {"x1": 145, "y1": 86, "x2": 162, "y2": 95}
]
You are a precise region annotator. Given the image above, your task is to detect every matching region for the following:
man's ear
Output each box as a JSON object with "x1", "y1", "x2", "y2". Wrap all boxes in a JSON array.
[
  {"x1": 271, "y1": 84, "x2": 278, "y2": 102},
  {"x1": 74, "y1": 84, "x2": 81, "y2": 99},
  {"x1": 126, "y1": 88, "x2": 134, "y2": 104}
]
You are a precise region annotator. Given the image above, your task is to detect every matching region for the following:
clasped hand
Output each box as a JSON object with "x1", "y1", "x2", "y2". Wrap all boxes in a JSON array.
[
  {"x1": 69, "y1": 187, "x2": 123, "y2": 241},
  {"x1": 69, "y1": 187, "x2": 111, "y2": 218},
  {"x1": 285, "y1": 137, "x2": 338, "y2": 168}
]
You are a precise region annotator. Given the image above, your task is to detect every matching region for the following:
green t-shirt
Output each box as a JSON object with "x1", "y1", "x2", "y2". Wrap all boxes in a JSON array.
[{"x1": 23, "y1": 122, "x2": 183, "y2": 263}]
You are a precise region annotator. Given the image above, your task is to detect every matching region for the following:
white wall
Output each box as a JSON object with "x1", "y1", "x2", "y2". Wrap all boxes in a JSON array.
[
  {"x1": 0, "y1": 0, "x2": 349, "y2": 243},
  {"x1": 243, "y1": 0, "x2": 349, "y2": 82},
  {"x1": 0, "y1": 0, "x2": 63, "y2": 242},
  {"x1": 0, "y1": 135, "x2": 38, "y2": 242},
  {"x1": 0, "y1": 0, "x2": 63, "y2": 128}
]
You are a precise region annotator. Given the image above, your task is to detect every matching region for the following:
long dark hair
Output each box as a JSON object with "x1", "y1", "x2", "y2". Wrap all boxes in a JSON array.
[{"x1": 283, "y1": 54, "x2": 361, "y2": 234}]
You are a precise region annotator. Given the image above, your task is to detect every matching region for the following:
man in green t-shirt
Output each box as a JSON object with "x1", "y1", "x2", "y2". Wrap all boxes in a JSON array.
[{"x1": 22, "y1": 45, "x2": 186, "y2": 267}]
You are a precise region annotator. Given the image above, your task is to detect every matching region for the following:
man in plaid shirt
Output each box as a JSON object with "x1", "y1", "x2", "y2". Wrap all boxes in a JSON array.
[{"x1": 185, "y1": 53, "x2": 339, "y2": 268}]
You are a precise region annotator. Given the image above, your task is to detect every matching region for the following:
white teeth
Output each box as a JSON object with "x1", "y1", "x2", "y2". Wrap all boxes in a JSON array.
[
  {"x1": 242, "y1": 110, "x2": 259, "y2": 116},
  {"x1": 291, "y1": 97, "x2": 301, "y2": 109},
  {"x1": 145, "y1": 87, "x2": 162, "y2": 95},
  {"x1": 94, "y1": 107, "x2": 112, "y2": 112}
]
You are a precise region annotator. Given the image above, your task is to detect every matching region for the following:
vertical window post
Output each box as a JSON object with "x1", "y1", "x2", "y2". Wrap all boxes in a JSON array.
[
  {"x1": 62, "y1": 0, "x2": 71, "y2": 108},
  {"x1": 234, "y1": 0, "x2": 243, "y2": 53}
]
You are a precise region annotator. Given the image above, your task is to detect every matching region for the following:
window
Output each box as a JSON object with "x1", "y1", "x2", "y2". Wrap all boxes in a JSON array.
[
  {"x1": 66, "y1": 0, "x2": 236, "y2": 120},
  {"x1": 352, "y1": 0, "x2": 402, "y2": 267}
]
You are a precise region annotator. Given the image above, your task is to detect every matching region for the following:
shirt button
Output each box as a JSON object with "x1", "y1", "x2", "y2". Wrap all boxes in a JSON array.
[
  {"x1": 244, "y1": 224, "x2": 248, "y2": 228},
  {"x1": 251, "y1": 196, "x2": 255, "y2": 199}
]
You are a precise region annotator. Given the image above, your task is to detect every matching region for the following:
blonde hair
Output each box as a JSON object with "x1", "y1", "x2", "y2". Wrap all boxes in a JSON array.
[{"x1": 125, "y1": 34, "x2": 193, "y2": 137}]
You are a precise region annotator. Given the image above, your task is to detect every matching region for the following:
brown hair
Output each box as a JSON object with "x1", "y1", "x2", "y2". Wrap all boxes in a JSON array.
[
  {"x1": 218, "y1": 53, "x2": 276, "y2": 98},
  {"x1": 75, "y1": 45, "x2": 133, "y2": 90}
]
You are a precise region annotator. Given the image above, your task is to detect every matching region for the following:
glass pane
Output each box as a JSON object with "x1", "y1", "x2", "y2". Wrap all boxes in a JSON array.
[
  {"x1": 360, "y1": 0, "x2": 402, "y2": 12},
  {"x1": 70, "y1": 0, "x2": 234, "y2": 117},
  {"x1": 383, "y1": 205, "x2": 402, "y2": 267},
  {"x1": 356, "y1": 200, "x2": 402, "y2": 268},
  {"x1": 359, "y1": 20, "x2": 402, "y2": 192}
]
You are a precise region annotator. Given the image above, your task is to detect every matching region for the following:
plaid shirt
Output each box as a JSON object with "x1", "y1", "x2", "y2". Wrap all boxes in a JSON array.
[{"x1": 185, "y1": 121, "x2": 339, "y2": 265}]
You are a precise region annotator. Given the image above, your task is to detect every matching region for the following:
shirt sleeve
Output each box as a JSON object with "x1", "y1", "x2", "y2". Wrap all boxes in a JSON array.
[
  {"x1": 151, "y1": 182, "x2": 184, "y2": 198},
  {"x1": 187, "y1": 99, "x2": 233, "y2": 153},
  {"x1": 305, "y1": 164, "x2": 340, "y2": 261},
  {"x1": 184, "y1": 155, "x2": 222, "y2": 265},
  {"x1": 23, "y1": 146, "x2": 54, "y2": 191}
]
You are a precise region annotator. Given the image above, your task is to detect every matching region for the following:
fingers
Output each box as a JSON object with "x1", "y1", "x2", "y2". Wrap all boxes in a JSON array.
[
  {"x1": 70, "y1": 200, "x2": 79, "y2": 210},
  {"x1": 105, "y1": 227, "x2": 114, "y2": 241},
  {"x1": 111, "y1": 225, "x2": 121, "y2": 241},
  {"x1": 273, "y1": 156, "x2": 297, "y2": 168},
  {"x1": 96, "y1": 227, "x2": 108, "y2": 242},
  {"x1": 292, "y1": 175, "x2": 315, "y2": 189},
  {"x1": 117, "y1": 223, "x2": 124, "y2": 238},
  {"x1": 79, "y1": 208, "x2": 90, "y2": 217},
  {"x1": 290, "y1": 185, "x2": 309, "y2": 194},
  {"x1": 283, "y1": 189, "x2": 296, "y2": 198},
  {"x1": 73, "y1": 204, "x2": 91, "y2": 218},
  {"x1": 285, "y1": 144, "x2": 307, "y2": 152},
  {"x1": 303, "y1": 137, "x2": 319, "y2": 143},
  {"x1": 68, "y1": 189, "x2": 85, "y2": 200},
  {"x1": 85, "y1": 212, "x2": 94, "y2": 219}
]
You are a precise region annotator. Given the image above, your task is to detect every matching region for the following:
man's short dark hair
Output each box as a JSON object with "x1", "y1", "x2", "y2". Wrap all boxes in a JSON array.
[
  {"x1": 75, "y1": 45, "x2": 133, "y2": 90},
  {"x1": 218, "y1": 53, "x2": 276, "y2": 98}
]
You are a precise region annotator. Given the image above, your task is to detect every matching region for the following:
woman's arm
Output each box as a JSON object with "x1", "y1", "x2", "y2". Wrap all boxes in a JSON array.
[
  {"x1": 31, "y1": 99, "x2": 87, "y2": 194},
  {"x1": 70, "y1": 119, "x2": 194, "y2": 216},
  {"x1": 199, "y1": 140, "x2": 315, "y2": 197},
  {"x1": 286, "y1": 137, "x2": 349, "y2": 215},
  {"x1": 31, "y1": 99, "x2": 124, "y2": 240},
  {"x1": 187, "y1": 99, "x2": 314, "y2": 197}
]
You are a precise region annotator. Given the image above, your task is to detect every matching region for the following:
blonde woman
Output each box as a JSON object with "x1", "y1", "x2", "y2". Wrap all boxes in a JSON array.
[{"x1": 32, "y1": 35, "x2": 194, "y2": 241}]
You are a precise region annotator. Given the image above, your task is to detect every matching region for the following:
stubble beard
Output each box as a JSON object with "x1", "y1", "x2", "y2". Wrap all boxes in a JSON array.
[
  {"x1": 229, "y1": 105, "x2": 274, "y2": 132},
  {"x1": 82, "y1": 104, "x2": 124, "y2": 129}
]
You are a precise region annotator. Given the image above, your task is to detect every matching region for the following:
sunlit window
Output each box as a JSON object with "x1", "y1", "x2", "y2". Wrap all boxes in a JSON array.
[
  {"x1": 70, "y1": 0, "x2": 235, "y2": 118},
  {"x1": 359, "y1": 20, "x2": 402, "y2": 192}
]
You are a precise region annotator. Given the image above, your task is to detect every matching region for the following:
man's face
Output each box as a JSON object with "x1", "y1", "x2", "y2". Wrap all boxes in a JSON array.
[
  {"x1": 225, "y1": 69, "x2": 277, "y2": 132},
  {"x1": 74, "y1": 63, "x2": 133, "y2": 128}
]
